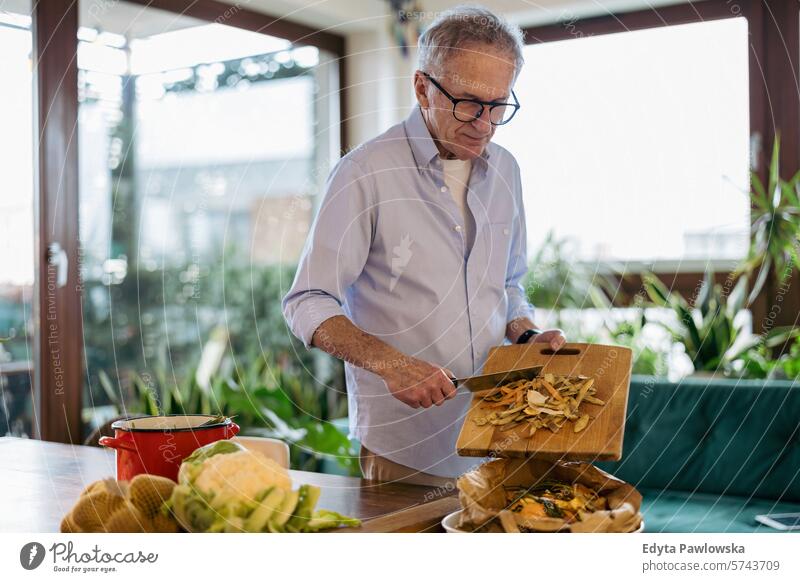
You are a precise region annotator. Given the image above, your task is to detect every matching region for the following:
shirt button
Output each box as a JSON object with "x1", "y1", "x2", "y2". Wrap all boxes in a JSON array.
[
  {"x1": 503, "y1": 228, "x2": 510, "y2": 235},
  {"x1": 454, "y1": 225, "x2": 462, "y2": 232},
  {"x1": 440, "y1": 186, "x2": 447, "y2": 193}
]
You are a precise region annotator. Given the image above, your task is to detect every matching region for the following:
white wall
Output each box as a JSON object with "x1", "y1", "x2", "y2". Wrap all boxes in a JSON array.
[
  {"x1": 344, "y1": 24, "x2": 418, "y2": 148},
  {"x1": 212, "y1": 1, "x2": 694, "y2": 148},
  {"x1": 316, "y1": 0, "x2": 693, "y2": 147}
]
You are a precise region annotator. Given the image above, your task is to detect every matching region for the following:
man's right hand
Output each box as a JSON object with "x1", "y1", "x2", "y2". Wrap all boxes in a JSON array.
[
  {"x1": 309, "y1": 316, "x2": 458, "y2": 409},
  {"x1": 380, "y1": 357, "x2": 457, "y2": 409}
]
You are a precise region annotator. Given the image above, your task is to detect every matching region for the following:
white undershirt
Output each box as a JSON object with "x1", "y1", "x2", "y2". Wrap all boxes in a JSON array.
[{"x1": 440, "y1": 156, "x2": 474, "y2": 253}]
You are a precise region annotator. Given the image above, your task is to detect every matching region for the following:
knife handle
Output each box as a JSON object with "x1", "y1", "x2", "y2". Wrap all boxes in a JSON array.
[{"x1": 449, "y1": 376, "x2": 459, "y2": 387}]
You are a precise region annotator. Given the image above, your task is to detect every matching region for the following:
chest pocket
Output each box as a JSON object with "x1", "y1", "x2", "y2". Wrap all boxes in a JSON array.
[{"x1": 483, "y1": 222, "x2": 513, "y2": 286}]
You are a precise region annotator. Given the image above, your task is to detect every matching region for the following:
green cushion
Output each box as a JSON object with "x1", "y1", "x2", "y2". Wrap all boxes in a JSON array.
[
  {"x1": 599, "y1": 376, "x2": 800, "y2": 502},
  {"x1": 639, "y1": 488, "x2": 800, "y2": 533}
]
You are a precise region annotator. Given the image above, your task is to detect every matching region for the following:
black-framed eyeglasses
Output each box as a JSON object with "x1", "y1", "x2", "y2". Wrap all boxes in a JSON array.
[{"x1": 422, "y1": 72, "x2": 520, "y2": 126}]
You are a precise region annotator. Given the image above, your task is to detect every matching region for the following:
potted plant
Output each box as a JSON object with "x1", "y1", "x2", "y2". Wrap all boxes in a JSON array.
[
  {"x1": 728, "y1": 334, "x2": 800, "y2": 380},
  {"x1": 735, "y1": 135, "x2": 800, "y2": 303},
  {"x1": 642, "y1": 270, "x2": 794, "y2": 375},
  {"x1": 605, "y1": 311, "x2": 669, "y2": 376}
]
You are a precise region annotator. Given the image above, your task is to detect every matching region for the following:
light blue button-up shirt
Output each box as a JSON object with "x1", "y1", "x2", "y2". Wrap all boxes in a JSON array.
[{"x1": 282, "y1": 106, "x2": 534, "y2": 477}]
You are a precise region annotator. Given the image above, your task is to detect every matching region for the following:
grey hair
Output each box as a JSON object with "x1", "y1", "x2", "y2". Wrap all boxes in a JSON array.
[{"x1": 417, "y1": 5, "x2": 525, "y2": 76}]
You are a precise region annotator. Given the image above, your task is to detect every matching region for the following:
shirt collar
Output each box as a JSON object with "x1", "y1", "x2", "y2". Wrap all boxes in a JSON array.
[{"x1": 403, "y1": 105, "x2": 490, "y2": 177}]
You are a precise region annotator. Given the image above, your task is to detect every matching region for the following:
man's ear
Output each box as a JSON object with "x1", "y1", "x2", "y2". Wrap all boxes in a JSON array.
[{"x1": 413, "y1": 70, "x2": 429, "y2": 108}]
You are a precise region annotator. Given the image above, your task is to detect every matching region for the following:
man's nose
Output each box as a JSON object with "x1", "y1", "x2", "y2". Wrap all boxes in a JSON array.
[{"x1": 471, "y1": 107, "x2": 493, "y2": 133}]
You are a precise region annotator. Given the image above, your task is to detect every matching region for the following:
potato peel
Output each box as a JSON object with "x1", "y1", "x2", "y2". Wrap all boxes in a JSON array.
[{"x1": 474, "y1": 373, "x2": 601, "y2": 435}]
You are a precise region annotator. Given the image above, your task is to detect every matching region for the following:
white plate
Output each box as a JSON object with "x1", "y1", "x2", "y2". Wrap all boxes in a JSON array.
[
  {"x1": 442, "y1": 510, "x2": 645, "y2": 533},
  {"x1": 442, "y1": 510, "x2": 466, "y2": 533}
]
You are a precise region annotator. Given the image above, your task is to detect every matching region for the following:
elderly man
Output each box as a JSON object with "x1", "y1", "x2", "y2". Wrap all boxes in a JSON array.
[{"x1": 282, "y1": 5, "x2": 565, "y2": 486}]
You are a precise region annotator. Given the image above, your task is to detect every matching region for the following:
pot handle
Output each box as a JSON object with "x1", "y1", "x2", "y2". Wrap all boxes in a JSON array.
[
  {"x1": 98, "y1": 434, "x2": 137, "y2": 452},
  {"x1": 225, "y1": 422, "x2": 240, "y2": 438}
]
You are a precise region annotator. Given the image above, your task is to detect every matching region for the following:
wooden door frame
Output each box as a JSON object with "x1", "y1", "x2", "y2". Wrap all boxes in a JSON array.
[{"x1": 32, "y1": 0, "x2": 83, "y2": 442}]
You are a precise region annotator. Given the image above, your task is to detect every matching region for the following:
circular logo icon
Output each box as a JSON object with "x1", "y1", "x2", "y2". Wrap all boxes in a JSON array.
[{"x1": 20, "y1": 542, "x2": 46, "y2": 570}]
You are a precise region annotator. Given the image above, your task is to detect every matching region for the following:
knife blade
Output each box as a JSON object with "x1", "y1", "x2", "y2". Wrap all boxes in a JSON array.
[{"x1": 450, "y1": 365, "x2": 543, "y2": 393}]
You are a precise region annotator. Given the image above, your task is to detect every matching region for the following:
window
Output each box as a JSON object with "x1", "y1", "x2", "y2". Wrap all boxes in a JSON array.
[
  {"x1": 495, "y1": 17, "x2": 751, "y2": 267},
  {"x1": 0, "y1": 4, "x2": 34, "y2": 437},
  {"x1": 77, "y1": 1, "x2": 341, "y2": 434}
]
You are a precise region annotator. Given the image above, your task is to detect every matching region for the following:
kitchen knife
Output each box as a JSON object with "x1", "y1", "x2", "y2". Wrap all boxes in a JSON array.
[{"x1": 450, "y1": 365, "x2": 543, "y2": 393}]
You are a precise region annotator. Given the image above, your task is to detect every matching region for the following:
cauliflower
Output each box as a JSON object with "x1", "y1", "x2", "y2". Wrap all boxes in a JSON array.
[
  {"x1": 193, "y1": 450, "x2": 292, "y2": 501},
  {"x1": 167, "y1": 439, "x2": 359, "y2": 533}
]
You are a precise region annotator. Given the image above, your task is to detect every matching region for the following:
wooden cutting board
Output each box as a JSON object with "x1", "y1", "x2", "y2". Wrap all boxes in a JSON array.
[
  {"x1": 345, "y1": 496, "x2": 461, "y2": 533},
  {"x1": 456, "y1": 342, "x2": 632, "y2": 461}
]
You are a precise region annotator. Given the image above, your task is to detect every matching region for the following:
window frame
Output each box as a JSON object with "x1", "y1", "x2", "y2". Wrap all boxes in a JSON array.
[{"x1": 521, "y1": 0, "x2": 799, "y2": 333}]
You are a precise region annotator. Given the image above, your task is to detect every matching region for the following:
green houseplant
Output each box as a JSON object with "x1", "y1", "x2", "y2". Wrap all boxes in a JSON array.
[
  {"x1": 736, "y1": 135, "x2": 800, "y2": 303},
  {"x1": 606, "y1": 311, "x2": 668, "y2": 376},
  {"x1": 642, "y1": 270, "x2": 796, "y2": 374},
  {"x1": 524, "y1": 231, "x2": 622, "y2": 343},
  {"x1": 642, "y1": 270, "x2": 748, "y2": 372},
  {"x1": 525, "y1": 231, "x2": 617, "y2": 311},
  {"x1": 729, "y1": 334, "x2": 800, "y2": 380}
]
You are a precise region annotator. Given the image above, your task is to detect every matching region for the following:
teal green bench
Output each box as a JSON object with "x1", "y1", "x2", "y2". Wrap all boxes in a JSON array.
[{"x1": 599, "y1": 376, "x2": 800, "y2": 533}]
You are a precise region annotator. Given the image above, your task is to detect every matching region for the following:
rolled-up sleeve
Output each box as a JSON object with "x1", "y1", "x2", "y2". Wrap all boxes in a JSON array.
[
  {"x1": 505, "y1": 162, "x2": 535, "y2": 323},
  {"x1": 282, "y1": 157, "x2": 373, "y2": 347}
]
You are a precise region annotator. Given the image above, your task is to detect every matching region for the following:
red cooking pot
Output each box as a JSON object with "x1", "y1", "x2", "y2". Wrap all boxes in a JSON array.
[{"x1": 99, "y1": 414, "x2": 240, "y2": 482}]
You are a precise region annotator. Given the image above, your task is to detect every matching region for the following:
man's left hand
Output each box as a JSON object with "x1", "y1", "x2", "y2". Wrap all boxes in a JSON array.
[{"x1": 527, "y1": 329, "x2": 566, "y2": 351}]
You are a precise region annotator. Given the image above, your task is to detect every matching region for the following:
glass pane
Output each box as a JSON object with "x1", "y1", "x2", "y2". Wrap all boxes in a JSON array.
[
  {"x1": 0, "y1": 3, "x2": 34, "y2": 437},
  {"x1": 78, "y1": 1, "x2": 351, "y2": 472},
  {"x1": 495, "y1": 17, "x2": 750, "y2": 266}
]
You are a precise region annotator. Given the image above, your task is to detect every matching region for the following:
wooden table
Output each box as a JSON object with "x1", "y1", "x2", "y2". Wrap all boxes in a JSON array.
[{"x1": 0, "y1": 437, "x2": 459, "y2": 533}]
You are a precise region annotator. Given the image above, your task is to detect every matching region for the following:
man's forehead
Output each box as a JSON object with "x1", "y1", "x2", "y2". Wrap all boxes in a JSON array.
[{"x1": 441, "y1": 70, "x2": 513, "y2": 100}]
